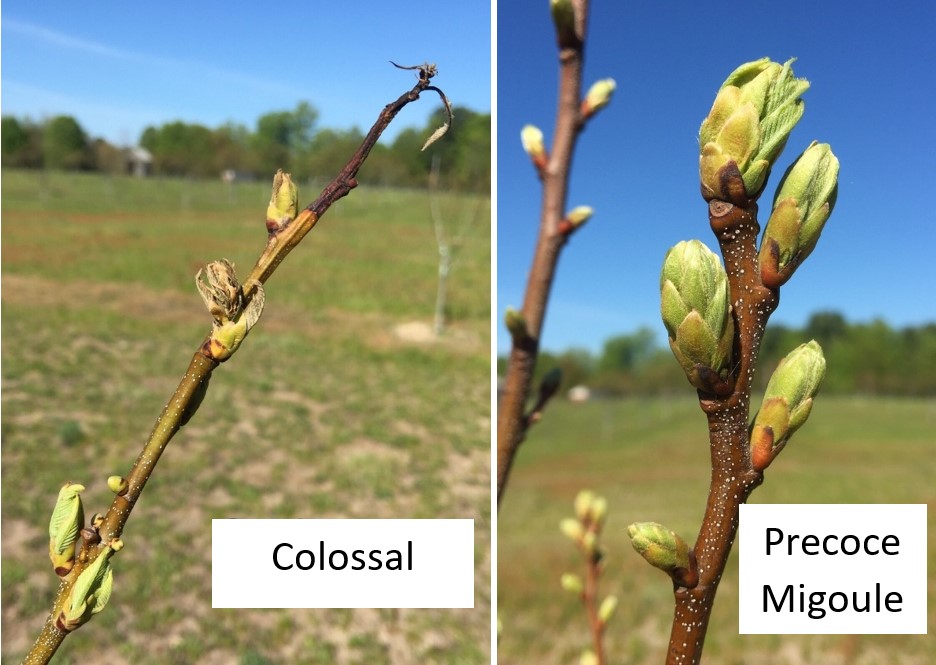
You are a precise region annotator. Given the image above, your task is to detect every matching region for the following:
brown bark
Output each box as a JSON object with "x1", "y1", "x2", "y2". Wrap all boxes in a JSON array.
[
  {"x1": 664, "y1": 197, "x2": 778, "y2": 665},
  {"x1": 497, "y1": 0, "x2": 590, "y2": 505}
]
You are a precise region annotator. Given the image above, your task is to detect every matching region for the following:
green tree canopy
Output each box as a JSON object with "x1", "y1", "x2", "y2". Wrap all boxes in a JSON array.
[
  {"x1": 42, "y1": 115, "x2": 90, "y2": 170},
  {"x1": 598, "y1": 328, "x2": 657, "y2": 373},
  {"x1": 253, "y1": 101, "x2": 318, "y2": 175},
  {"x1": 427, "y1": 106, "x2": 490, "y2": 192},
  {"x1": 141, "y1": 121, "x2": 217, "y2": 177},
  {"x1": 2, "y1": 100, "x2": 491, "y2": 189},
  {"x1": 2, "y1": 116, "x2": 44, "y2": 167},
  {"x1": 303, "y1": 127, "x2": 364, "y2": 180}
]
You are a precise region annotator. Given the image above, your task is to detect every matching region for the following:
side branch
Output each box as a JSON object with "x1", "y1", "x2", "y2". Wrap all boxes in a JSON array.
[
  {"x1": 666, "y1": 198, "x2": 777, "y2": 665},
  {"x1": 24, "y1": 72, "x2": 447, "y2": 665},
  {"x1": 309, "y1": 79, "x2": 438, "y2": 218},
  {"x1": 583, "y1": 553, "x2": 608, "y2": 665},
  {"x1": 497, "y1": 1, "x2": 590, "y2": 505}
]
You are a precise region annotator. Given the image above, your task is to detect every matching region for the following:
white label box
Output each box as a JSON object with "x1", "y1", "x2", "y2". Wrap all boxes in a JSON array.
[
  {"x1": 739, "y1": 504, "x2": 927, "y2": 634},
  {"x1": 212, "y1": 519, "x2": 474, "y2": 608}
]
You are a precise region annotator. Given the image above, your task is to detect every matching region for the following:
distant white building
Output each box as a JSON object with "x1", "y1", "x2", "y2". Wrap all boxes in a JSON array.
[
  {"x1": 124, "y1": 147, "x2": 153, "y2": 177},
  {"x1": 221, "y1": 169, "x2": 256, "y2": 183},
  {"x1": 568, "y1": 385, "x2": 591, "y2": 403}
]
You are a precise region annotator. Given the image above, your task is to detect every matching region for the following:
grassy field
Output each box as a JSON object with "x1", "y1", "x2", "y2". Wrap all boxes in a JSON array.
[
  {"x1": 498, "y1": 396, "x2": 936, "y2": 664},
  {"x1": 1, "y1": 169, "x2": 491, "y2": 664}
]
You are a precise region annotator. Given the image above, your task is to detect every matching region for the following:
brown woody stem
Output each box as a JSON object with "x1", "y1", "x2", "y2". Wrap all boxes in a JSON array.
[
  {"x1": 497, "y1": 0, "x2": 589, "y2": 506},
  {"x1": 665, "y1": 197, "x2": 779, "y2": 665},
  {"x1": 24, "y1": 74, "x2": 442, "y2": 665},
  {"x1": 583, "y1": 550, "x2": 608, "y2": 665}
]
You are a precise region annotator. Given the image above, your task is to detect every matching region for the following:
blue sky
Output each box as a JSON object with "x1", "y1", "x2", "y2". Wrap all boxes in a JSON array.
[
  {"x1": 497, "y1": 1, "x2": 936, "y2": 354},
  {"x1": 1, "y1": 1, "x2": 490, "y2": 146}
]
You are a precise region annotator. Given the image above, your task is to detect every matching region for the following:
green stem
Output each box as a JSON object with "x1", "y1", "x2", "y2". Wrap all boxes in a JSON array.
[
  {"x1": 23, "y1": 351, "x2": 216, "y2": 665},
  {"x1": 23, "y1": 73, "x2": 442, "y2": 665},
  {"x1": 99, "y1": 351, "x2": 217, "y2": 542}
]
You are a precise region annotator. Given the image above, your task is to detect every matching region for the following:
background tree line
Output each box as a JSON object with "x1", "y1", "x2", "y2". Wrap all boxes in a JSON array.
[
  {"x1": 1, "y1": 102, "x2": 490, "y2": 191},
  {"x1": 500, "y1": 312, "x2": 936, "y2": 397}
]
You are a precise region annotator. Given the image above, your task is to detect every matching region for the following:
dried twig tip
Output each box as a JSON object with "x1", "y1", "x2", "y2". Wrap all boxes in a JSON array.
[
  {"x1": 421, "y1": 86, "x2": 454, "y2": 151},
  {"x1": 390, "y1": 60, "x2": 438, "y2": 80}
]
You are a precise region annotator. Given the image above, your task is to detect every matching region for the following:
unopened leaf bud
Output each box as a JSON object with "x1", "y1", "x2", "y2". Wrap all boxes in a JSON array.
[
  {"x1": 581, "y1": 79, "x2": 616, "y2": 119},
  {"x1": 598, "y1": 595, "x2": 618, "y2": 623},
  {"x1": 266, "y1": 170, "x2": 299, "y2": 233},
  {"x1": 538, "y1": 367, "x2": 563, "y2": 404},
  {"x1": 561, "y1": 572, "x2": 584, "y2": 594},
  {"x1": 520, "y1": 125, "x2": 548, "y2": 171},
  {"x1": 699, "y1": 58, "x2": 809, "y2": 203},
  {"x1": 504, "y1": 307, "x2": 529, "y2": 344},
  {"x1": 627, "y1": 522, "x2": 695, "y2": 584},
  {"x1": 559, "y1": 205, "x2": 593, "y2": 236},
  {"x1": 550, "y1": 0, "x2": 578, "y2": 48},
  {"x1": 580, "y1": 649, "x2": 599, "y2": 665},
  {"x1": 80, "y1": 526, "x2": 100, "y2": 546},
  {"x1": 660, "y1": 241, "x2": 734, "y2": 394},
  {"x1": 574, "y1": 490, "x2": 596, "y2": 522},
  {"x1": 760, "y1": 142, "x2": 839, "y2": 287},
  {"x1": 589, "y1": 496, "x2": 608, "y2": 528},
  {"x1": 49, "y1": 482, "x2": 85, "y2": 577},
  {"x1": 57, "y1": 538, "x2": 121, "y2": 632},
  {"x1": 107, "y1": 476, "x2": 129, "y2": 496},
  {"x1": 560, "y1": 517, "x2": 585, "y2": 542},
  {"x1": 196, "y1": 260, "x2": 265, "y2": 361},
  {"x1": 751, "y1": 340, "x2": 826, "y2": 470},
  {"x1": 566, "y1": 206, "x2": 593, "y2": 227}
]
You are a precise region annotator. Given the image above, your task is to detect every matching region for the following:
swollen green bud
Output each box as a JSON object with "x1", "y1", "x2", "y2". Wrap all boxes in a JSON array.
[
  {"x1": 660, "y1": 241, "x2": 734, "y2": 394},
  {"x1": 627, "y1": 522, "x2": 695, "y2": 585},
  {"x1": 598, "y1": 595, "x2": 618, "y2": 623},
  {"x1": 750, "y1": 340, "x2": 826, "y2": 470},
  {"x1": 266, "y1": 170, "x2": 299, "y2": 232},
  {"x1": 504, "y1": 307, "x2": 528, "y2": 343},
  {"x1": 520, "y1": 125, "x2": 547, "y2": 171},
  {"x1": 764, "y1": 340, "x2": 826, "y2": 426},
  {"x1": 49, "y1": 482, "x2": 85, "y2": 577},
  {"x1": 57, "y1": 538, "x2": 122, "y2": 632},
  {"x1": 580, "y1": 651, "x2": 599, "y2": 665},
  {"x1": 760, "y1": 142, "x2": 839, "y2": 287},
  {"x1": 566, "y1": 206, "x2": 593, "y2": 228},
  {"x1": 196, "y1": 260, "x2": 265, "y2": 361},
  {"x1": 561, "y1": 572, "x2": 584, "y2": 594},
  {"x1": 550, "y1": 0, "x2": 578, "y2": 48},
  {"x1": 560, "y1": 518, "x2": 585, "y2": 542},
  {"x1": 558, "y1": 206, "x2": 593, "y2": 236},
  {"x1": 574, "y1": 490, "x2": 596, "y2": 522},
  {"x1": 700, "y1": 58, "x2": 809, "y2": 203},
  {"x1": 581, "y1": 79, "x2": 616, "y2": 119},
  {"x1": 107, "y1": 475, "x2": 129, "y2": 496},
  {"x1": 589, "y1": 496, "x2": 608, "y2": 528},
  {"x1": 538, "y1": 367, "x2": 563, "y2": 404}
]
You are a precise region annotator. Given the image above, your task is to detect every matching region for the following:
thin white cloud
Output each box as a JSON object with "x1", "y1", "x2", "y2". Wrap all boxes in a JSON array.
[
  {"x1": 3, "y1": 18, "x2": 129, "y2": 58},
  {"x1": 2, "y1": 17, "x2": 307, "y2": 98}
]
